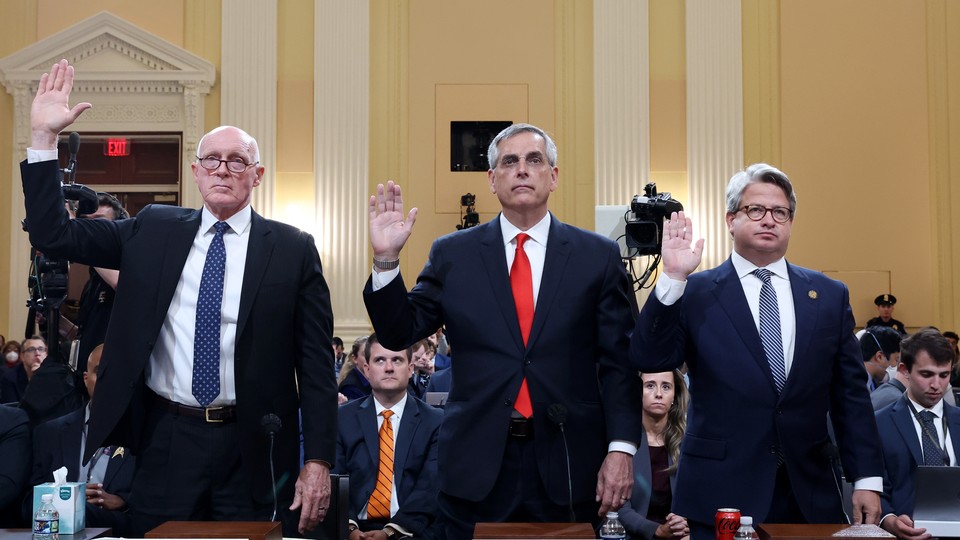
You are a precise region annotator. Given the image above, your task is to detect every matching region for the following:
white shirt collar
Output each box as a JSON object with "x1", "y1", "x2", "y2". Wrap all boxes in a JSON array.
[
  {"x1": 731, "y1": 250, "x2": 789, "y2": 281},
  {"x1": 200, "y1": 204, "x2": 252, "y2": 236},
  {"x1": 908, "y1": 395, "x2": 945, "y2": 418},
  {"x1": 499, "y1": 212, "x2": 551, "y2": 248},
  {"x1": 373, "y1": 392, "x2": 408, "y2": 419}
]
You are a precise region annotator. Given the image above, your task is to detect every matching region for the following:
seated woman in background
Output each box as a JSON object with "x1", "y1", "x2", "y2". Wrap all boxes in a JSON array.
[{"x1": 619, "y1": 370, "x2": 690, "y2": 539}]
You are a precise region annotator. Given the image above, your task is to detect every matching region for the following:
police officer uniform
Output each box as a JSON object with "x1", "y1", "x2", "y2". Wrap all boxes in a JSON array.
[{"x1": 866, "y1": 293, "x2": 906, "y2": 334}]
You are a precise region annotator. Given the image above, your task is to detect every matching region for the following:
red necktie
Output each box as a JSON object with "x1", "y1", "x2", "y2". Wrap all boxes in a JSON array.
[{"x1": 511, "y1": 233, "x2": 534, "y2": 418}]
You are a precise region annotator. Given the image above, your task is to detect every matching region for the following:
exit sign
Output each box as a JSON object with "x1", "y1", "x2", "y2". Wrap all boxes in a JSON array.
[{"x1": 105, "y1": 138, "x2": 130, "y2": 157}]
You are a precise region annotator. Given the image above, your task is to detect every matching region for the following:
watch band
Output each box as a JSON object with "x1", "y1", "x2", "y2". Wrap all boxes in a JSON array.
[{"x1": 373, "y1": 257, "x2": 400, "y2": 271}]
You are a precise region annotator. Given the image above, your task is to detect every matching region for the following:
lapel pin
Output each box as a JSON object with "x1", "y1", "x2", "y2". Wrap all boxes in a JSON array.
[
  {"x1": 112, "y1": 447, "x2": 124, "y2": 459},
  {"x1": 808, "y1": 290, "x2": 818, "y2": 300}
]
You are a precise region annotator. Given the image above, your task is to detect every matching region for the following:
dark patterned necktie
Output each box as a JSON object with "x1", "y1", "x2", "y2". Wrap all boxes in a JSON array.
[
  {"x1": 753, "y1": 268, "x2": 787, "y2": 393},
  {"x1": 193, "y1": 221, "x2": 229, "y2": 407},
  {"x1": 918, "y1": 410, "x2": 947, "y2": 466}
]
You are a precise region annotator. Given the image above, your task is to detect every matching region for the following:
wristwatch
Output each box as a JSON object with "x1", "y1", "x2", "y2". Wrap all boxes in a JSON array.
[{"x1": 373, "y1": 257, "x2": 400, "y2": 271}]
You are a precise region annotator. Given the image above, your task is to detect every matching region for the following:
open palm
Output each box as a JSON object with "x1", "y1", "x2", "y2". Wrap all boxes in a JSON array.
[
  {"x1": 369, "y1": 181, "x2": 418, "y2": 260},
  {"x1": 660, "y1": 211, "x2": 704, "y2": 280}
]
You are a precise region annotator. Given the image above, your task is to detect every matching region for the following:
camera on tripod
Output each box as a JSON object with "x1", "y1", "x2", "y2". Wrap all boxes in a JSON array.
[{"x1": 625, "y1": 183, "x2": 683, "y2": 256}]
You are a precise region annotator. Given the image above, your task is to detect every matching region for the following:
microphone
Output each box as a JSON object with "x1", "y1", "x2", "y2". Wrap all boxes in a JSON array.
[
  {"x1": 547, "y1": 403, "x2": 576, "y2": 522},
  {"x1": 820, "y1": 441, "x2": 850, "y2": 524},
  {"x1": 262, "y1": 413, "x2": 282, "y2": 522},
  {"x1": 64, "y1": 131, "x2": 80, "y2": 177}
]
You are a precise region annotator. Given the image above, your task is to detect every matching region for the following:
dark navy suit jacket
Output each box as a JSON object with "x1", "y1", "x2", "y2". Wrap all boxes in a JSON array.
[
  {"x1": 364, "y1": 215, "x2": 641, "y2": 504},
  {"x1": 874, "y1": 395, "x2": 960, "y2": 516},
  {"x1": 630, "y1": 258, "x2": 883, "y2": 525},
  {"x1": 333, "y1": 394, "x2": 442, "y2": 535}
]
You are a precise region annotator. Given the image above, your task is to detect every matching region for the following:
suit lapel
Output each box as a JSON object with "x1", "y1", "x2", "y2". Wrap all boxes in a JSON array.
[
  {"x1": 358, "y1": 397, "x2": 380, "y2": 467},
  {"x1": 891, "y1": 397, "x2": 924, "y2": 465},
  {"x1": 154, "y1": 210, "x2": 202, "y2": 323},
  {"x1": 711, "y1": 260, "x2": 776, "y2": 393},
  {"x1": 237, "y1": 212, "x2": 273, "y2": 337},
  {"x1": 102, "y1": 448, "x2": 120, "y2": 487},
  {"x1": 527, "y1": 216, "x2": 570, "y2": 351},
  {"x1": 63, "y1": 410, "x2": 84, "y2": 481},
  {"x1": 478, "y1": 219, "x2": 525, "y2": 351},
  {"x1": 786, "y1": 264, "x2": 817, "y2": 394},
  {"x1": 394, "y1": 398, "x2": 421, "y2": 498},
  {"x1": 945, "y1": 404, "x2": 960, "y2": 461}
]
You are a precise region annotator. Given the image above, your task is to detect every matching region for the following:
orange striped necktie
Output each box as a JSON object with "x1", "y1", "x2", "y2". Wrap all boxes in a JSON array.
[
  {"x1": 511, "y1": 233, "x2": 534, "y2": 418},
  {"x1": 367, "y1": 409, "x2": 394, "y2": 520}
]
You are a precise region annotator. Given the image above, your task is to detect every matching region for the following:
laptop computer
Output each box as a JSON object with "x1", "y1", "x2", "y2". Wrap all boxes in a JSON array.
[
  {"x1": 425, "y1": 392, "x2": 448, "y2": 407},
  {"x1": 913, "y1": 466, "x2": 960, "y2": 536}
]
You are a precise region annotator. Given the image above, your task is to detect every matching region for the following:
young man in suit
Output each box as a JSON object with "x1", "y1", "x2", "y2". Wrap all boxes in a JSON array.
[
  {"x1": 875, "y1": 328, "x2": 959, "y2": 540},
  {"x1": 334, "y1": 334, "x2": 442, "y2": 539},
  {"x1": 29, "y1": 345, "x2": 135, "y2": 533},
  {"x1": 630, "y1": 163, "x2": 885, "y2": 537},
  {"x1": 364, "y1": 123, "x2": 641, "y2": 538},
  {"x1": 21, "y1": 59, "x2": 337, "y2": 536}
]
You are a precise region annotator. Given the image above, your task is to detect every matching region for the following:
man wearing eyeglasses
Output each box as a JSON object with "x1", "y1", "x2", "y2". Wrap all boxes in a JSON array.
[
  {"x1": 630, "y1": 163, "x2": 884, "y2": 538},
  {"x1": 874, "y1": 328, "x2": 959, "y2": 539},
  {"x1": 20, "y1": 60, "x2": 337, "y2": 536},
  {"x1": 0, "y1": 336, "x2": 47, "y2": 404}
]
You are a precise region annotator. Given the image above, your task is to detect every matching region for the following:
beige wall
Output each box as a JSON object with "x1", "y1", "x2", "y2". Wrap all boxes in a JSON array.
[{"x1": 2, "y1": 0, "x2": 959, "y2": 338}]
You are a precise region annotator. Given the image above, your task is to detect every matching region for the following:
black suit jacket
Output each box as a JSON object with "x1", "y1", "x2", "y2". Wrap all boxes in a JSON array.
[
  {"x1": 0, "y1": 366, "x2": 28, "y2": 404},
  {"x1": 21, "y1": 159, "x2": 338, "y2": 504},
  {"x1": 0, "y1": 405, "x2": 30, "y2": 527},
  {"x1": 333, "y1": 395, "x2": 442, "y2": 535},
  {"x1": 29, "y1": 407, "x2": 135, "y2": 500},
  {"x1": 364, "y1": 215, "x2": 641, "y2": 504}
]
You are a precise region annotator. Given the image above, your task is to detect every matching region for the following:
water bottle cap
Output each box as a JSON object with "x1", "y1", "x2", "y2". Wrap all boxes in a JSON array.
[
  {"x1": 606, "y1": 511, "x2": 619, "y2": 519},
  {"x1": 740, "y1": 516, "x2": 753, "y2": 526},
  {"x1": 41, "y1": 494, "x2": 53, "y2": 503}
]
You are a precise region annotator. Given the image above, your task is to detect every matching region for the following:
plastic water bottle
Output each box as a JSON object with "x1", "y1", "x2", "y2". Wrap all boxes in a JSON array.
[
  {"x1": 600, "y1": 511, "x2": 627, "y2": 539},
  {"x1": 33, "y1": 493, "x2": 59, "y2": 539},
  {"x1": 734, "y1": 516, "x2": 759, "y2": 540}
]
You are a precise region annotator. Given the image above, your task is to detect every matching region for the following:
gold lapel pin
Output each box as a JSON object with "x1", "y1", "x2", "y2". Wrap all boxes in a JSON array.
[
  {"x1": 808, "y1": 290, "x2": 818, "y2": 300},
  {"x1": 112, "y1": 447, "x2": 125, "y2": 459}
]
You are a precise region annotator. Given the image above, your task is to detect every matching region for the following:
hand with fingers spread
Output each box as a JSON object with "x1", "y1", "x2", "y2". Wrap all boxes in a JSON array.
[
  {"x1": 31, "y1": 59, "x2": 92, "y2": 150},
  {"x1": 369, "y1": 181, "x2": 418, "y2": 264},
  {"x1": 660, "y1": 211, "x2": 704, "y2": 281}
]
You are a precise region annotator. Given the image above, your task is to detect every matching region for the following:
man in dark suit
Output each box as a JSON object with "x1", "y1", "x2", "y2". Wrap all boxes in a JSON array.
[
  {"x1": 21, "y1": 59, "x2": 337, "y2": 536},
  {"x1": 364, "y1": 123, "x2": 641, "y2": 538},
  {"x1": 875, "y1": 328, "x2": 959, "y2": 539},
  {"x1": 29, "y1": 345, "x2": 135, "y2": 533},
  {"x1": 630, "y1": 163, "x2": 884, "y2": 537},
  {"x1": 334, "y1": 334, "x2": 442, "y2": 539},
  {"x1": 0, "y1": 404, "x2": 30, "y2": 527}
]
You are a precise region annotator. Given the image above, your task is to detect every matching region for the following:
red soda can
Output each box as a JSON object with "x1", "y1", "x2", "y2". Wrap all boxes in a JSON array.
[{"x1": 715, "y1": 508, "x2": 741, "y2": 540}]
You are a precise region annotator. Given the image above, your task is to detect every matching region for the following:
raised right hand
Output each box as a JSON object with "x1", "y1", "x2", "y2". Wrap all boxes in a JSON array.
[
  {"x1": 31, "y1": 59, "x2": 91, "y2": 150},
  {"x1": 369, "y1": 181, "x2": 418, "y2": 262},
  {"x1": 660, "y1": 211, "x2": 703, "y2": 281}
]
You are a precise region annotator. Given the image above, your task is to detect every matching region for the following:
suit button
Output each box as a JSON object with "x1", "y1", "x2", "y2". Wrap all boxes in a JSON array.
[
  {"x1": 525, "y1": 360, "x2": 531, "y2": 365},
  {"x1": 769, "y1": 446, "x2": 777, "y2": 454},
  {"x1": 776, "y1": 408, "x2": 782, "y2": 415},
  {"x1": 504, "y1": 398, "x2": 512, "y2": 406}
]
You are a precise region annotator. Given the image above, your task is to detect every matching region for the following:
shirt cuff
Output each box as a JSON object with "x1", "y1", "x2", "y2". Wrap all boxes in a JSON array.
[
  {"x1": 27, "y1": 148, "x2": 58, "y2": 164},
  {"x1": 608, "y1": 440, "x2": 638, "y2": 456},
  {"x1": 852, "y1": 476, "x2": 883, "y2": 492},
  {"x1": 654, "y1": 273, "x2": 686, "y2": 306},
  {"x1": 386, "y1": 523, "x2": 413, "y2": 537},
  {"x1": 370, "y1": 266, "x2": 400, "y2": 290}
]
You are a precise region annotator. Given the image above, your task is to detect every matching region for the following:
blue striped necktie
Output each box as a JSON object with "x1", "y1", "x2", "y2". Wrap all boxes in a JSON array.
[
  {"x1": 753, "y1": 268, "x2": 787, "y2": 393},
  {"x1": 193, "y1": 221, "x2": 229, "y2": 407}
]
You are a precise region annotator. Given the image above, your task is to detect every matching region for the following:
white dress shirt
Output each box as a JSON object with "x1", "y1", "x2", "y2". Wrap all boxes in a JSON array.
[
  {"x1": 360, "y1": 393, "x2": 408, "y2": 519},
  {"x1": 907, "y1": 396, "x2": 956, "y2": 466}
]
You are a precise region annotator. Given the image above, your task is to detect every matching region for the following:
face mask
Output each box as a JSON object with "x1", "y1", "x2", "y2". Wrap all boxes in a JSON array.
[{"x1": 5, "y1": 352, "x2": 18, "y2": 363}]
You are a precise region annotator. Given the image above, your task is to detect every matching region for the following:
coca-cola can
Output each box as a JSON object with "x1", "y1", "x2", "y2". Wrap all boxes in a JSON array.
[{"x1": 715, "y1": 508, "x2": 741, "y2": 540}]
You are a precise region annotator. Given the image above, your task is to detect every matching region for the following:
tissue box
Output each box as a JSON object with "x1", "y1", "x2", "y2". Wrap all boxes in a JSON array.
[{"x1": 33, "y1": 482, "x2": 85, "y2": 534}]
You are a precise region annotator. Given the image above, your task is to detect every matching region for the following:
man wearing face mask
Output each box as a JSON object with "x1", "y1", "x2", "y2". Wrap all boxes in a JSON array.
[{"x1": 1, "y1": 337, "x2": 48, "y2": 403}]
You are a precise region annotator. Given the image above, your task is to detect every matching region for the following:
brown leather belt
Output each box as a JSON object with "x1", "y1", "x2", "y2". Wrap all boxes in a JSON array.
[
  {"x1": 152, "y1": 393, "x2": 237, "y2": 423},
  {"x1": 508, "y1": 417, "x2": 534, "y2": 438}
]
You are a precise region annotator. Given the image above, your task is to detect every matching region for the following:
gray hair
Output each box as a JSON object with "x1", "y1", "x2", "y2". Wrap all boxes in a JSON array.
[
  {"x1": 196, "y1": 125, "x2": 261, "y2": 163},
  {"x1": 725, "y1": 163, "x2": 797, "y2": 216},
  {"x1": 487, "y1": 123, "x2": 558, "y2": 170}
]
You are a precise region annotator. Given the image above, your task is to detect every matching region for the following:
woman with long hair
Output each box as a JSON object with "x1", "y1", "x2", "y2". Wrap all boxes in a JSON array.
[{"x1": 619, "y1": 370, "x2": 690, "y2": 539}]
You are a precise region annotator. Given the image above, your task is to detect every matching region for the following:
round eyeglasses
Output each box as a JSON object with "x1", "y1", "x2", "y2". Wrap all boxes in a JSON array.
[
  {"x1": 196, "y1": 156, "x2": 258, "y2": 173},
  {"x1": 738, "y1": 205, "x2": 793, "y2": 224}
]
